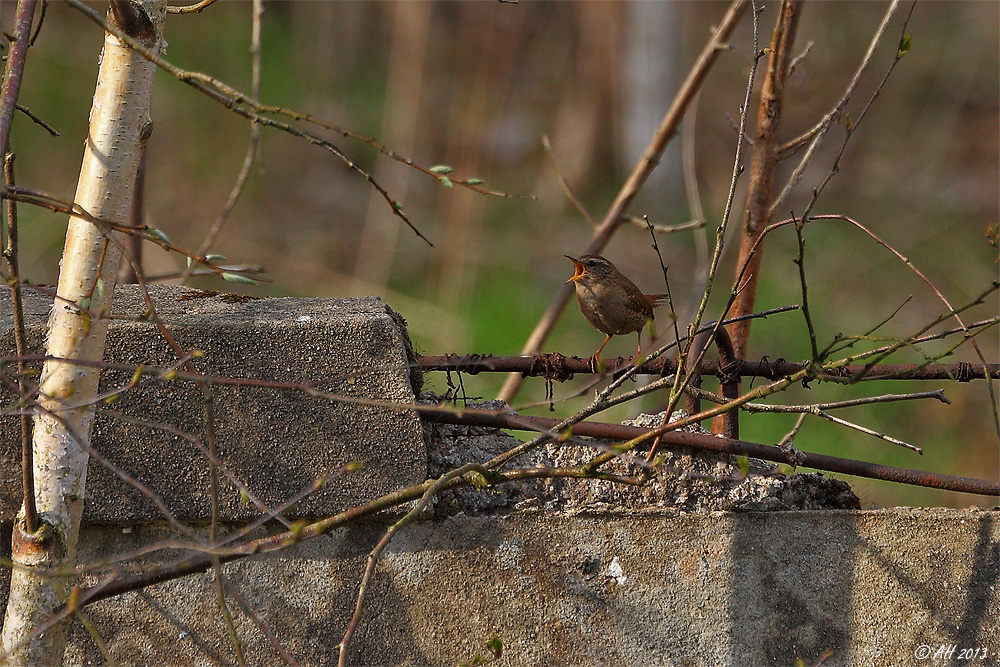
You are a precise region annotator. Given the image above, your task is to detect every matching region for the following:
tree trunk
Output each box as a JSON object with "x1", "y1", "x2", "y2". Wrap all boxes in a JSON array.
[{"x1": 1, "y1": 2, "x2": 165, "y2": 663}]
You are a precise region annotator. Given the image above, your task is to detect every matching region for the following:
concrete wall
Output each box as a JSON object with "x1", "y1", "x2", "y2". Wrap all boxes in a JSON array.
[{"x1": 0, "y1": 287, "x2": 997, "y2": 666}]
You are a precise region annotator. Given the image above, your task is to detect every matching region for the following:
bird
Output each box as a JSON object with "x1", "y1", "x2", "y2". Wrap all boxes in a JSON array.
[{"x1": 564, "y1": 254, "x2": 668, "y2": 367}]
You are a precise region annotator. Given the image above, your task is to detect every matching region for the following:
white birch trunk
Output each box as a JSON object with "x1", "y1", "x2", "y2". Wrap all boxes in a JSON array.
[{"x1": 1, "y1": 2, "x2": 165, "y2": 663}]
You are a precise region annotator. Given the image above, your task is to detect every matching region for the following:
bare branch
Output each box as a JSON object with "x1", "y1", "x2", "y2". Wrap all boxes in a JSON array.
[
  {"x1": 497, "y1": 0, "x2": 749, "y2": 402},
  {"x1": 65, "y1": 0, "x2": 436, "y2": 247},
  {"x1": 0, "y1": 0, "x2": 38, "y2": 153},
  {"x1": 179, "y1": 0, "x2": 263, "y2": 285},
  {"x1": 542, "y1": 134, "x2": 595, "y2": 227},
  {"x1": 166, "y1": 0, "x2": 218, "y2": 14},
  {"x1": 727, "y1": 0, "x2": 801, "y2": 357}
]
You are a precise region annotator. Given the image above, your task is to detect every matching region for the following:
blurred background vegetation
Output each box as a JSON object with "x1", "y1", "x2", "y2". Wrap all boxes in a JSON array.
[{"x1": 6, "y1": 1, "x2": 998, "y2": 507}]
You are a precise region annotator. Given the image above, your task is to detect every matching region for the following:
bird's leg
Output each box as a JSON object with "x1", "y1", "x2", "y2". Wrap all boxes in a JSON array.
[
  {"x1": 586, "y1": 334, "x2": 612, "y2": 373},
  {"x1": 633, "y1": 331, "x2": 644, "y2": 365},
  {"x1": 634, "y1": 318, "x2": 657, "y2": 366}
]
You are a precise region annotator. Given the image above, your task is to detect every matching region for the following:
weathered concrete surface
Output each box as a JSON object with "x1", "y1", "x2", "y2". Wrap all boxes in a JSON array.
[
  {"x1": 0, "y1": 285, "x2": 425, "y2": 521},
  {"x1": 58, "y1": 508, "x2": 999, "y2": 666}
]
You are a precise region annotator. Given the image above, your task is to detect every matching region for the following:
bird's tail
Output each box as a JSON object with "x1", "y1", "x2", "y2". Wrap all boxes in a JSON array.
[{"x1": 647, "y1": 294, "x2": 671, "y2": 309}]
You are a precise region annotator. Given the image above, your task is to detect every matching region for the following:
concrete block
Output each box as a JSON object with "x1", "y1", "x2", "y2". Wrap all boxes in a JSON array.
[
  {"x1": 0, "y1": 285, "x2": 426, "y2": 521},
  {"x1": 60, "y1": 508, "x2": 999, "y2": 666}
]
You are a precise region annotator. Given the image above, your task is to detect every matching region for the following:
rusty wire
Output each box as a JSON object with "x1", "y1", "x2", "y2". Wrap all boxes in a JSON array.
[
  {"x1": 418, "y1": 406, "x2": 1000, "y2": 496},
  {"x1": 418, "y1": 354, "x2": 1000, "y2": 382}
]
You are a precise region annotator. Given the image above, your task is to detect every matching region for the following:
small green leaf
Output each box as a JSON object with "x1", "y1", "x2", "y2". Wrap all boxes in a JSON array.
[
  {"x1": 222, "y1": 272, "x2": 258, "y2": 286},
  {"x1": 439, "y1": 176, "x2": 454, "y2": 189},
  {"x1": 844, "y1": 112, "x2": 853, "y2": 132},
  {"x1": 487, "y1": 635, "x2": 502, "y2": 659},
  {"x1": 342, "y1": 461, "x2": 364, "y2": 473},
  {"x1": 103, "y1": 394, "x2": 119, "y2": 405},
  {"x1": 148, "y1": 227, "x2": 171, "y2": 245},
  {"x1": 897, "y1": 33, "x2": 911, "y2": 57},
  {"x1": 95, "y1": 277, "x2": 104, "y2": 299},
  {"x1": 429, "y1": 164, "x2": 453, "y2": 174},
  {"x1": 466, "y1": 178, "x2": 484, "y2": 185},
  {"x1": 186, "y1": 256, "x2": 193, "y2": 268},
  {"x1": 204, "y1": 253, "x2": 228, "y2": 262},
  {"x1": 78, "y1": 297, "x2": 91, "y2": 310},
  {"x1": 737, "y1": 455, "x2": 749, "y2": 477}
]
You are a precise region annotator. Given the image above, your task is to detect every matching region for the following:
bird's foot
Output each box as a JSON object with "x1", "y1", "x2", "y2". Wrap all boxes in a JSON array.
[{"x1": 585, "y1": 353, "x2": 606, "y2": 375}]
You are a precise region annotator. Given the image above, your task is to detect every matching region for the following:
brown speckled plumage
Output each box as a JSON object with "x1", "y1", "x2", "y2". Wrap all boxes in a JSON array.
[{"x1": 565, "y1": 255, "x2": 667, "y2": 362}]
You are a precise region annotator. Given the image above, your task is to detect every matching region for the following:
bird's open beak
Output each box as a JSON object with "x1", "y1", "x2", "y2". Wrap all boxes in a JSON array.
[{"x1": 564, "y1": 255, "x2": 586, "y2": 283}]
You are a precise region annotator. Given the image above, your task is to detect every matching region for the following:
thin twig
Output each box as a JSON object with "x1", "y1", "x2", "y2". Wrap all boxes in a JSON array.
[
  {"x1": 65, "y1": 0, "x2": 435, "y2": 247},
  {"x1": 793, "y1": 214, "x2": 820, "y2": 360},
  {"x1": 337, "y1": 463, "x2": 484, "y2": 667},
  {"x1": 1, "y1": 186, "x2": 261, "y2": 284},
  {"x1": 3, "y1": 151, "x2": 37, "y2": 532},
  {"x1": 624, "y1": 214, "x2": 706, "y2": 234},
  {"x1": 727, "y1": 0, "x2": 801, "y2": 357},
  {"x1": 644, "y1": 215, "x2": 681, "y2": 350},
  {"x1": 646, "y1": 0, "x2": 766, "y2": 463},
  {"x1": 772, "y1": 1, "x2": 901, "y2": 179},
  {"x1": 697, "y1": 389, "x2": 952, "y2": 412},
  {"x1": 681, "y1": 90, "x2": 711, "y2": 320},
  {"x1": 542, "y1": 134, "x2": 594, "y2": 227},
  {"x1": 166, "y1": 0, "x2": 218, "y2": 14},
  {"x1": 0, "y1": 0, "x2": 38, "y2": 154},
  {"x1": 216, "y1": 567, "x2": 298, "y2": 666},
  {"x1": 776, "y1": 413, "x2": 807, "y2": 449},
  {"x1": 814, "y1": 410, "x2": 921, "y2": 453},
  {"x1": 787, "y1": 40, "x2": 814, "y2": 77},
  {"x1": 27, "y1": 0, "x2": 46, "y2": 47},
  {"x1": 212, "y1": 560, "x2": 248, "y2": 667},
  {"x1": 179, "y1": 0, "x2": 263, "y2": 285},
  {"x1": 823, "y1": 295, "x2": 912, "y2": 358},
  {"x1": 14, "y1": 103, "x2": 58, "y2": 136}
]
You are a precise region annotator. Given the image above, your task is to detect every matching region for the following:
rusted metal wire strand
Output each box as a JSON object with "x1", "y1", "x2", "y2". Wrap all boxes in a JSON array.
[
  {"x1": 418, "y1": 354, "x2": 1000, "y2": 382},
  {"x1": 418, "y1": 407, "x2": 1000, "y2": 496}
]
